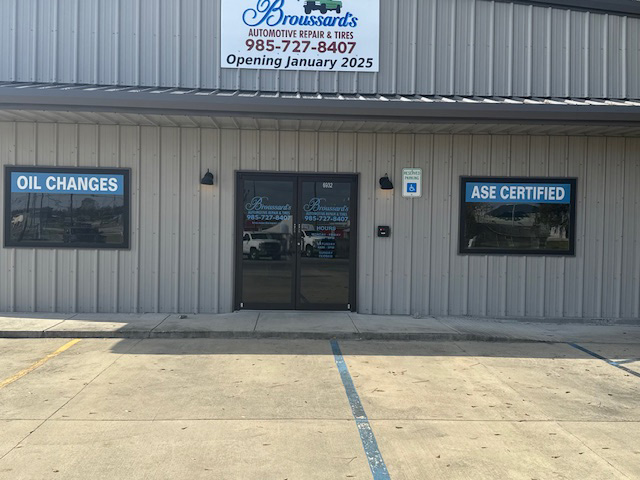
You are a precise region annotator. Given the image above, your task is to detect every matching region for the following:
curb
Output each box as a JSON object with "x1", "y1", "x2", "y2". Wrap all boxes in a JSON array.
[
  {"x1": 0, "y1": 330, "x2": 548, "y2": 343},
  {"x1": 471, "y1": 317, "x2": 640, "y2": 326}
]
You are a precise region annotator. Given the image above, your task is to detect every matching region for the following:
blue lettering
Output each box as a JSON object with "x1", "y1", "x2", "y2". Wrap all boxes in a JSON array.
[
  {"x1": 242, "y1": 0, "x2": 358, "y2": 28},
  {"x1": 338, "y1": 12, "x2": 353, "y2": 27},
  {"x1": 243, "y1": 0, "x2": 285, "y2": 27}
]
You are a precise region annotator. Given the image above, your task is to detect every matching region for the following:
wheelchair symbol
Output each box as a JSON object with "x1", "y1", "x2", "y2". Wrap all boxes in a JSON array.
[{"x1": 407, "y1": 183, "x2": 417, "y2": 193}]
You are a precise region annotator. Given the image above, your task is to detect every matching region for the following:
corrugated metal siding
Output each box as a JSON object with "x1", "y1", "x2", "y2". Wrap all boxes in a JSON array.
[
  {"x1": 0, "y1": 0, "x2": 638, "y2": 98},
  {"x1": 1, "y1": 120, "x2": 639, "y2": 318}
]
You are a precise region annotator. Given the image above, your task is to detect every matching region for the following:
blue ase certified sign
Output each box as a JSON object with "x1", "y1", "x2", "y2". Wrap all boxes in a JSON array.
[{"x1": 465, "y1": 182, "x2": 571, "y2": 204}]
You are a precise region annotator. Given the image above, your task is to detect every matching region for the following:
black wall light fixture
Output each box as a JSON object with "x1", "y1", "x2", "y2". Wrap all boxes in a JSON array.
[
  {"x1": 379, "y1": 174, "x2": 394, "y2": 190},
  {"x1": 201, "y1": 169, "x2": 214, "y2": 185}
]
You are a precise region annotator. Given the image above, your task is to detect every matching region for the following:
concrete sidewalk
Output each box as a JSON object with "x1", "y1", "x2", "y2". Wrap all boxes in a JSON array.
[{"x1": 0, "y1": 311, "x2": 638, "y2": 343}]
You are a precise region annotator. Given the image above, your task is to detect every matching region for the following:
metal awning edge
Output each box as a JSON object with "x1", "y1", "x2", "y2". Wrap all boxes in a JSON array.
[
  {"x1": 0, "y1": 84, "x2": 639, "y2": 127},
  {"x1": 493, "y1": 0, "x2": 640, "y2": 18}
]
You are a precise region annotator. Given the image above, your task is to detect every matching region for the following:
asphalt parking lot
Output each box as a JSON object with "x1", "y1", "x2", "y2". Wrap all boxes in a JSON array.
[{"x1": 0, "y1": 339, "x2": 638, "y2": 479}]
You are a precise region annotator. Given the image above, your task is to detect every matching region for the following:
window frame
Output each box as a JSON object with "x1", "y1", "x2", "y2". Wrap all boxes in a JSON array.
[
  {"x1": 458, "y1": 176, "x2": 577, "y2": 256},
  {"x1": 4, "y1": 165, "x2": 131, "y2": 250}
]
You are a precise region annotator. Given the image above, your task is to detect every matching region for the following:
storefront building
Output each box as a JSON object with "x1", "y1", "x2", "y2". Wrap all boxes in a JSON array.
[{"x1": 1, "y1": 0, "x2": 639, "y2": 319}]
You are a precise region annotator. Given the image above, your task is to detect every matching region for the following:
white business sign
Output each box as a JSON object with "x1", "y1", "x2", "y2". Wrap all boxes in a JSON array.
[
  {"x1": 402, "y1": 168, "x2": 422, "y2": 198},
  {"x1": 221, "y1": 0, "x2": 380, "y2": 72}
]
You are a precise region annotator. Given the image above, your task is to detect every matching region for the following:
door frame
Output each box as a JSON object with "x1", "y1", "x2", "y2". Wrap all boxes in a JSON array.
[{"x1": 234, "y1": 171, "x2": 358, "y2": 312}]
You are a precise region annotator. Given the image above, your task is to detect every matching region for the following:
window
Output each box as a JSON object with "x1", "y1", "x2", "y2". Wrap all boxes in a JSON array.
[
  {"x1": 4, "y1": 166, "x2": 130, "y2": 249},
  {"x1": 459, "y1": 176, "x2": 577, "y2": 256}
]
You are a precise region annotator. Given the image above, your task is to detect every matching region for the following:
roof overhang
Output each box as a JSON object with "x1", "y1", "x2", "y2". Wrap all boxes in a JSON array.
[
  {"x1": 2, "y1": 109, "x2": 640, "y2": 136},
  {"x1": 495, "y1": 0, "x2": 640, "y2": 17},
  {"x1": 1, "y1": 83, "x2": 639, "y2": 130}
]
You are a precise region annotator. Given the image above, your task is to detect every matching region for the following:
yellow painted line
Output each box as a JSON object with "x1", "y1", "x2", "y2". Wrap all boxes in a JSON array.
[{"x1": 0, "y1": 339, "x2": 81, "y2": 390}]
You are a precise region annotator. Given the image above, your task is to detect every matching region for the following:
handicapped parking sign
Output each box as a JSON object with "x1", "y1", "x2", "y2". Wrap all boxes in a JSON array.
[{"x1": 402, "y1": 169, "x2": 422, "y2": 198}]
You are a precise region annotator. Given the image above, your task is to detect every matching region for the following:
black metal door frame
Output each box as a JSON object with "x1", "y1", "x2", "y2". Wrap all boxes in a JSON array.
[{"x1": 234, "y1": 172, "x2": 358, "y2": 312}]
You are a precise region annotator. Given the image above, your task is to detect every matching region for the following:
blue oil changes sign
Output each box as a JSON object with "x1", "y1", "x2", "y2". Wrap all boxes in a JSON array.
[
  {"x1": 465, "y1": 182, "x2": 571, "y2": 204},
  {"x1": 11, "y1": 172, "x2": 124, "y2": 195}
]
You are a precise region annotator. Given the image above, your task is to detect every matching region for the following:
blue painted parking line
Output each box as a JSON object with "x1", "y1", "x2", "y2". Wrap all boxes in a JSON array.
[
  {"x1": 568, "y1": 343, "x2": 640, "y2": 379},
  {"x1": 330, "y1": 339, "x2": 391, "y2": 480},
  {"x1": 615, "y1": 358, "x2": 640, "y2": 365}
]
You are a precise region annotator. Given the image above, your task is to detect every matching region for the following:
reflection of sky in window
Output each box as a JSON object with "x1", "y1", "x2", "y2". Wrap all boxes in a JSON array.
[
  {"x1": 302, "y1": 183, "x2": 350, "y2": 207},
  {"x1": 484, "y1": 204, "x2": 538, "y2": 220},
  {"x1": 243, "y1": 181, "x2": 293, "y2": 209},
  {"x1": 11, "y1": 194, "x2": 123, "y2": 211}
]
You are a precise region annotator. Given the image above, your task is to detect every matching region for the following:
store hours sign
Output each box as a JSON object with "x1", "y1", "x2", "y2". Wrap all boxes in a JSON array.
[{"x1": 221, "y1": 0, "x2": 380, "y2": 72}]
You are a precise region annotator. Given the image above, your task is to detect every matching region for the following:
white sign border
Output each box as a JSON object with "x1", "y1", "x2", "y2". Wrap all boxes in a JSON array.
[{"x1": 402, "y1": 168, "x2": 423, "y2": 198}]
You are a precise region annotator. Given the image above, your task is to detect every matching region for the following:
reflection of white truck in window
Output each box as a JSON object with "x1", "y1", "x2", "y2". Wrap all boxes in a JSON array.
[{"x1": 243, "y1": 232, "x2": 282, "y2": 260}]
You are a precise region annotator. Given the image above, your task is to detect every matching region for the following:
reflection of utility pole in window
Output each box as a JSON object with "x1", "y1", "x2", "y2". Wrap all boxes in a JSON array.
[
  {"x1": 29, "y1": 193, "x2": 37, "y2": 232},
  {"x1": 18, "y1": 193, "x2": 31, "y2": 241},
  {"x1": 70, "y1": 194, "x2": 74, "y2": 240},
  {"x1": 314, "y1": 182, "x2": 318, "y2": 229},
  {"x1": 38, "y1": 193, "x2": 44, "y2": 240},
  {"x1": 510, "y1": 204, "x2": 516, "y2": 248}
]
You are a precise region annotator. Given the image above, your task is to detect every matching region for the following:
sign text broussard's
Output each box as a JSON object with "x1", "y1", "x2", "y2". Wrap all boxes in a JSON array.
[
  {"x1": 221, "y1": 0, "x2": 380, "y2": 72},
  {"x1": 11, "y1": 172, "x2": 125, "y2": 195}
]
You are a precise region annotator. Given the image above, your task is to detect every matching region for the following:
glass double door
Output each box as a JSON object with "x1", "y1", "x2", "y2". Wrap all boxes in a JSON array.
[{"x1": 235, "y1": 173, "x2": 357, "y2": 311}]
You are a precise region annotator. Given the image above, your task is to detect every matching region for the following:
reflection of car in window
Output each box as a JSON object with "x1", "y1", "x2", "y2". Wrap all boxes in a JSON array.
[
  {"x1": 243, "y1": 232, "x2": 282, "y2": 260},
  {"x1": 467, "y1": 203, "x2": 567, "y2": 250},
  {"x1": 488, "y1": 204, "x2": 538, "y2": 221},
  {"x1": 301, "y1": 230, "x2": 336, "y2": 257},
  {"x1": 304, "y1": 0, "x2": 342, "y2": 14},
  {"x1": 64, "y1": 222, "x2": 107, "y2": 244}
]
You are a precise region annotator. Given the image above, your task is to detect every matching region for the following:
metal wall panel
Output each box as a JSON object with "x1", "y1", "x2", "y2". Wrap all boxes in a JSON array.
[
  {"x1": 1, "y1": 120, "x2": 639, "y2": 318},
  {"x1": 621, "y1": 138, "x2": 640, "y2": 318},
  {"x1": 1, "y1": 0, "x2": 638, "y2": 98}
]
